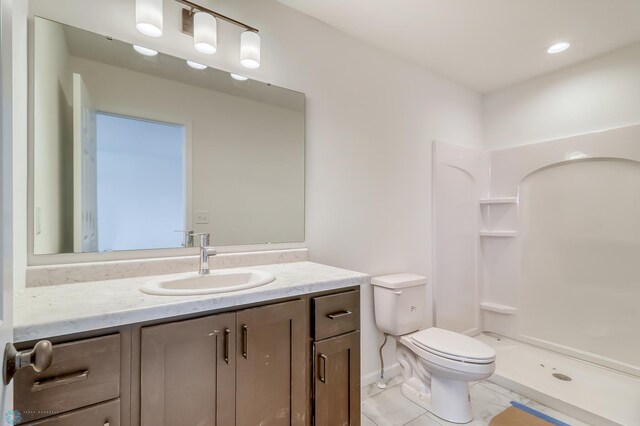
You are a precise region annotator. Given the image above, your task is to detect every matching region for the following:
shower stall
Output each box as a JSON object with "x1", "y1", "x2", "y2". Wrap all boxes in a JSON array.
[{"x1": 432, "y1": 124, "x2": 640, "y2": 426}]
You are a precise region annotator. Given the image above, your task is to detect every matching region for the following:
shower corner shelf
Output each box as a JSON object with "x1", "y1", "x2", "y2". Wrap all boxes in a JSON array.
[
  {"x1": 480, "y1": 230, "x2": 517, "y2": 238},
  {"x1": 479, "y1": 197, "x2": 518, "y2": 205},
  {"x1": 480, "y1": 302, "x2": 518, "y2": 315}
]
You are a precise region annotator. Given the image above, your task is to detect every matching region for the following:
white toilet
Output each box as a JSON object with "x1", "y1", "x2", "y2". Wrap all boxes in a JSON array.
[{"x1": 371, "y1": 273, "x2": 496, "y2": 424}]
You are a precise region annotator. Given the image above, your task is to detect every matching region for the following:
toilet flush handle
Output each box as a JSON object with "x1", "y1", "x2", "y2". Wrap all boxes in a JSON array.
[{"x1": 392, "y1": 290, "x2": 402, "y2": 295}]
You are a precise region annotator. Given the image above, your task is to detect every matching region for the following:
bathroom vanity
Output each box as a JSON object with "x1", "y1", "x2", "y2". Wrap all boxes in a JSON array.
[{"x1": 13, "y1": 261, "x2": 366, "y2": 426}]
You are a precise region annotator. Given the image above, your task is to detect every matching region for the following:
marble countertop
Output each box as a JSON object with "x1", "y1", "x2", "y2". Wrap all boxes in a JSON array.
[{"x1": 15, "y1": 261, "x2": 369, "y2": 342}]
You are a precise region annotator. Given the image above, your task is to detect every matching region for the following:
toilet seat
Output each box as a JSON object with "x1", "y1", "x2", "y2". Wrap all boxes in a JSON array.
[{"x1": 410, "y1": 328, "x2": 495, "y2": 364}]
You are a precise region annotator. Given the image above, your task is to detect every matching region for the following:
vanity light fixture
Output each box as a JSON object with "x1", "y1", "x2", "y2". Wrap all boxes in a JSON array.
[
  {"x1": 136, "y1": 0, "x2": 261, "y2": 68},
  {"x1": 136, "y1": 0, "x2": 163, "y2": 37},
  {"x1": 193, "y1": 11, "x2": 217, "y2": 54},
  {"x1": 230, "y1": 73, "x2": 248, "y2": 81},
  {"x1": 547, "y1": 41, "x2": 570, "y2": 54},
  {"x1": 186, "y1": 60, "x2": 207, "y2": 70},
  {"x1": 133, "y1": 44, "x2": 159, "y2": 56}
]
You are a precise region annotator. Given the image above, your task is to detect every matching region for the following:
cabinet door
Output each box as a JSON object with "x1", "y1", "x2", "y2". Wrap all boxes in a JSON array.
[
  {"x1": 314, "y1": 331, "x2": 360, "y2": 426},
  {"x1": 236, "y1": 299, "x2": 307, "y2": 426},
  {"x1": 140, "y1": 312, "x2": 236, "y2": 426}
]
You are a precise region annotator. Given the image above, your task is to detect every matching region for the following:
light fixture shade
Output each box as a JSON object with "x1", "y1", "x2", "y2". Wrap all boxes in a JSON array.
[
  {"x1": 230, "y1": 73, "x2": 248, "y2": 81},
  {"x1": 136, "y1": 0, "x2": 163, "y2": 37},
  {"x1": 240, "y1": 31, "x2": 260, "y2": 69},
  {"x1": 194, "y1": 12, "x2": 217, "y2": 54}
]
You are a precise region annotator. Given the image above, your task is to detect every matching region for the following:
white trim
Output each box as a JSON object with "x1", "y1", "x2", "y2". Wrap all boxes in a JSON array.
[{"x1": 0, "y1": 0, "x2": 15, "y2": 408}]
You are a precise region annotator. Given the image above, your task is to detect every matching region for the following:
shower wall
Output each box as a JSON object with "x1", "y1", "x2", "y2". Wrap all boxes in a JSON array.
[
  {"x1": 432, "y1": 142, "x2": 488, "y2": 335},
  {"x1": 434, "y1": 124, "x2": 640, "y2": 376},
  {"x1": 519, "y1": 159, "x2": 640, "y2": 372}
]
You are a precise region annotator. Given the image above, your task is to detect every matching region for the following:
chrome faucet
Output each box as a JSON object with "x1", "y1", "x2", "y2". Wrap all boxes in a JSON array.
[
  {"x1": 196, "y1": 233, "x2": 217, "y2": 275},
  {"x1": 175, "y1": 230, "x2": 195, "y2": 247}
]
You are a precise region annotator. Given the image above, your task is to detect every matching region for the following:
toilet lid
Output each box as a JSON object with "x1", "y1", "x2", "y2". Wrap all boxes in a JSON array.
[{"x1": 410, "y1": 328, "x2": 495, "y2": 363}]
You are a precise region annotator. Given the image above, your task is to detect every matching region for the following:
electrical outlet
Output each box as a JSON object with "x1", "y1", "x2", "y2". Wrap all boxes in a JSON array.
[{"x1": 195, "y1": 211, "x2": 210, "y2": 224}]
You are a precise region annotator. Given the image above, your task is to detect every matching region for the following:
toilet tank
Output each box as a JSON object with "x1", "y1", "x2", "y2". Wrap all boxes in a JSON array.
[{"x1": 371, "y1": 273, "x2": 426, "y2": 335}]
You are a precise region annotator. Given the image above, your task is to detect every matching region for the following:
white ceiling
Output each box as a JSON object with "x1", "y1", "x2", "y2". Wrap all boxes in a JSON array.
[{"x1": 277, "y1": 0, "x2": 640, "y2": 93}]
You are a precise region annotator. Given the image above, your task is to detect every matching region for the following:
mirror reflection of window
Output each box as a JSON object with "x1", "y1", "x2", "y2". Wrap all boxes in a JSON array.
[{"x1": 95, "y1": 113, "x2": 185, "y2": 252}]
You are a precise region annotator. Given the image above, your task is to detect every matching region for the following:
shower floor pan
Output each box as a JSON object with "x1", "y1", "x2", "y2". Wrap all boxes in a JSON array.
[{"x1": 477, "y1": 333, "x2": 640, "y2": 426}]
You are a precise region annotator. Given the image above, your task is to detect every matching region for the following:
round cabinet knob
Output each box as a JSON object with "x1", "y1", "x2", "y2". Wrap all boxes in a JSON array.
[
  {"x1": 3, "y1": 339, "x2": 54, "y2": 385},
  {"x1": 30, "y1": 340, "x2": 53, "y2": 373}
]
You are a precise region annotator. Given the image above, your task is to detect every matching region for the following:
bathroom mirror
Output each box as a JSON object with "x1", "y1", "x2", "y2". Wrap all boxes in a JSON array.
[{"x1": 30, "y1": 17, "x2": 305, "y2": 255}]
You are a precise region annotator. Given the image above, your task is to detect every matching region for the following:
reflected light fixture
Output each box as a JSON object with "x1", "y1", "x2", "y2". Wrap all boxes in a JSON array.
[
  {"x1": 136, "y1": 0, "x2": 163, "y2": 37},
  {"x1": 193, "y1": 11, "x2": 217, "y2": 54},
  {"x1": 240, "y1": 31, "x2": 261, "y2": 69},
  {"x1": 547, "y1": 42, "x2": 570, "y2": 54},
  {"x1": 186, "y1": 60, "x2": 207, "y2": 70},
  {"x1": 133, "y1": 45, "x2": 159, "y2": 56},
  {"x1": 230, "y1": 73, "x2": 248, "y2": 81}
]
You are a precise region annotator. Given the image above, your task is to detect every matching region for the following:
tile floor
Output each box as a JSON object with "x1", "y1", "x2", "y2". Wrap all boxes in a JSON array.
[{"x1": 361, "y1": 376, "x2": 592, "y2": 426}]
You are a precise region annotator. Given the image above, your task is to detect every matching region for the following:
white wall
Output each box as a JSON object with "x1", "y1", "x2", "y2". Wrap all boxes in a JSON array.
[
  {"x1": 25, "y1": 0, "x2": 484, "y2": 381},
  {"x1": 484, "y1": 43, "x2": 640, "y2": 150}
]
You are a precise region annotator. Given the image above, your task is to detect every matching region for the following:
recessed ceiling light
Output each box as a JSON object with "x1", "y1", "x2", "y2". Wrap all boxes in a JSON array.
[
  {"x1": 547, "y1": 42, "x2": 570, "y2": 54},
  {"x1": 133, "y1": 44, "x2": 158, "y2": 56},
  {"x1": 230, "y1": 73, "x2": 248, "y2": 81},
  {"x1": 186, "y1": 60, "x2": 207, "y2": 70}
]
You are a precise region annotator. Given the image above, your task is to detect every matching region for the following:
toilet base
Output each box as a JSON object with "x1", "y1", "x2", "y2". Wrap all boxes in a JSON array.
[
  {"x1": 396, "y1": 339, "x2": 490, "y2": 424},
  {"x1": 401, "y1": 376, "x2": 472, "y2": 424}
]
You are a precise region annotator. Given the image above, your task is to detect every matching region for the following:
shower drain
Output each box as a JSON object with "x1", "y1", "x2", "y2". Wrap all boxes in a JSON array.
[{"x1": 552, "y1": 373, "x2": 572, "y2": 381}]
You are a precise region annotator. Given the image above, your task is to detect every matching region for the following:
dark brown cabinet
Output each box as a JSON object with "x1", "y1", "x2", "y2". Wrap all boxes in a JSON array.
[
  {"x1": 14, "y1": 334, "x2": 122, "y2": 425},
  {"x1": 312, "y1": 291, "x2": 361, "y2": 426},
  {"x1": 236, "y1": 299, "x2": 307, "y2": 425},
  {"x1": 16, "y1": 288, "x2": 360, "y2": 426},
  {"x1": 314, "y1": 332, "x2": 361, "y2": 426},
  {"x1": 140, "y1": 312, "x2": 236, "y2": 425},
  {"x1": 140, "y1": 299, "x2": 307, "y2": 426}
]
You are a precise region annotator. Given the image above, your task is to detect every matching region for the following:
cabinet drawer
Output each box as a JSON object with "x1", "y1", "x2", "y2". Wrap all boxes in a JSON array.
[
  {"x1": 313, "y1": 290, "x2": 360, "y2": 340},
  {"x1": 15, "y1": 334, "x2": 120, "y2": 423},
  {"x1": 23, "y1": 399, "x2": 120, "y2": 426}
]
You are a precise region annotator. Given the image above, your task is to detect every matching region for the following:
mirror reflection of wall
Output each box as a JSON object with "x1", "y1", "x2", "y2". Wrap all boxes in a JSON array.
[
  {"x1": 32, "y1": 17, "x2": 305, "y2": 256},
  {"x1": 33, "y1": 17, "x2": 74, "y2": 255}
]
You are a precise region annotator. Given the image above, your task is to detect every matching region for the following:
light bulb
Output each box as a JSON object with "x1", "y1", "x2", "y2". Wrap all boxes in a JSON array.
[{"x1": 230, "y1": 73, "x2": 248, "y2": 81}]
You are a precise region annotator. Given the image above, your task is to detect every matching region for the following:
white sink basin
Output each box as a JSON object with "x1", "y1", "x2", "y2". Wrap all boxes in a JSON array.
[{"x1": 140, "y1": 269, "x2": 276, "y2": 296}]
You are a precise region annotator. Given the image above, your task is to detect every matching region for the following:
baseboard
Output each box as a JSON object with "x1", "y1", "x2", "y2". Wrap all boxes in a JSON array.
[{"x1": 361, "y1": 362, "x2": 401, "y2": 387}]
